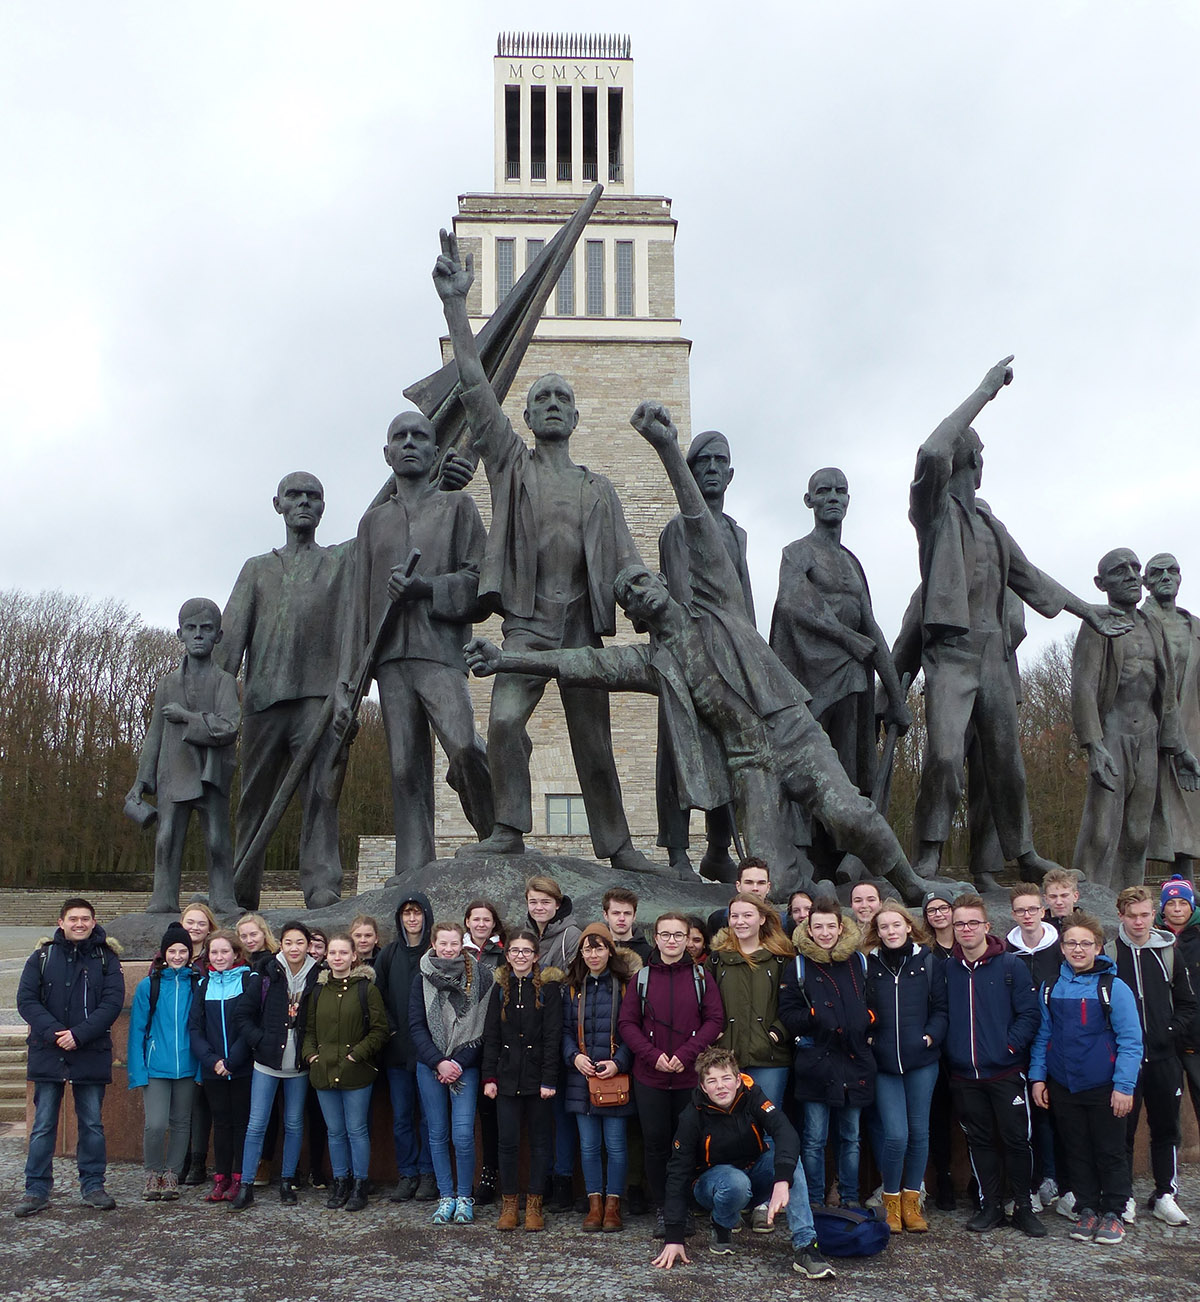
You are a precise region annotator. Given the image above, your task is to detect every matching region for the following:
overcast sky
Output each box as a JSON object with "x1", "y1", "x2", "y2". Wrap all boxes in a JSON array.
[{"x1": 4, "y1": 1, "x2": 1199, "y2": 662}]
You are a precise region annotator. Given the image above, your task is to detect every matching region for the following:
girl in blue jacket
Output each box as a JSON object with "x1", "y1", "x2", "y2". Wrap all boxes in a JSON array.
[
  {"x1": 188, "y1": 929, "x2": 253, "y2": 1203},
  {"x1": 1030, "y1": 911, "x2": 1142, "y2": 1247},
  {"x1": 127, "y1": 922, "x2": 199, "y2": 1202}
]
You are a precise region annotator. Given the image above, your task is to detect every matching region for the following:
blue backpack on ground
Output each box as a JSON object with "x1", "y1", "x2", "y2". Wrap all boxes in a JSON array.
[{"x1": 811, "y1": 1204, "x2": 891, "y2": 1256}]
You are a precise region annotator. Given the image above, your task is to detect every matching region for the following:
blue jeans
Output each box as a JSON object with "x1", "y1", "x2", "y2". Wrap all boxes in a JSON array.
[
  {"x1": 387, "y1": 1066, "x2": 433, "y2": 1177},
  {"x1": 241, "y1": 1070, "x2": 308, "y2": 1181},
  {"x1": 416, "y1": 1063, "x2": 479, "y2": 1197},
  {"x1": 693, "y1": 1149, "x2": 817, "y2": 1248},
  {"x1": 802, "y1": 1101, "x2": 862, "y2": 1204},
  {"x1": 576, "y1": 1112, "x2": 627, "y2": 1196},
  {"x1": 25, "y1": 1081, "x2": 107, "y2": 1196},
  {"x1": 316, "y1": 1084, "x2": 373, "y2": 1180},
  {"x1": 873, "y1": 1063, "x2": 938, "y2": 1192},
  {"x1": 747, "y1": 1066, "x2": 789, "y2": 1159}
]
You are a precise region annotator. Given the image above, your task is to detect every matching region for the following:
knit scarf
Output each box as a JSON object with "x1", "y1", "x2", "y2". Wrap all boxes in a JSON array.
[{"x1": 420, "y1": 951, "x2": 492, "y2": 1061}]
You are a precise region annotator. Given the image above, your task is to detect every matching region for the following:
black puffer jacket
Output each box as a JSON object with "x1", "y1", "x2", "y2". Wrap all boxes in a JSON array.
[
  {"x1": 234, "y1": 952, "x2": 322, "y2": 1071},
  {"x1": 778, "y1": 917, "x2": 876, "y2": 1108},
  {"x1": 375, "y1": 892, "x2": 434, "y2": 1070},
  {"x1": 481, "y1": 967, "x2": 563, "y2": 1097}
]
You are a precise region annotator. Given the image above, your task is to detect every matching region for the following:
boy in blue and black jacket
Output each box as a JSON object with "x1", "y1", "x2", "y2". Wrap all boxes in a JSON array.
[{"x1": 1030, "y1": 910, "x2": 1141, "y2": 1245}]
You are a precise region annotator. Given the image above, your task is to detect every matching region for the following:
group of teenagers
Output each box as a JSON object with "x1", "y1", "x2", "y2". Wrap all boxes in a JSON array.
[{"x1": 14, "y1": 859, "x2": 1200, "y2": 1278}]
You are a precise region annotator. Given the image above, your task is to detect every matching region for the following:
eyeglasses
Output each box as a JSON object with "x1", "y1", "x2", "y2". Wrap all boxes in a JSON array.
[
  {"x1": 656, "y1": 931, "x2": 687, "y2": 942},
  {"x1": 1063, "y1": 940, "x2": 1097, "y2": 951},
  {"x1": 507, "y1": 947, "x2": 536, "y2": 958},
  {"x1": 952, "y1": 920, "x2": 985, "y2": 931},
  {"x1": 1012, "y1": 906, "x2": 1042, "y2": 917},
  {"x1": 926, "y1": 904, "x2": 951, "y2": 915}
]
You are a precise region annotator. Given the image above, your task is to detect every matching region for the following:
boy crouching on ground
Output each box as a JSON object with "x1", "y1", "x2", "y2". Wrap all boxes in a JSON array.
[{"x1": 652, "y1": 1046, "x2": 834, "y2": 1279}]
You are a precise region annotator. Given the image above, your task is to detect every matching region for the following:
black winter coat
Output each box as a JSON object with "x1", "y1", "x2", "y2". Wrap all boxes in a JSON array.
[
  {"x1": 17, "y1": 926, "x2": 124, "y2": 1084},
  {"x1": 375, "y1": 892, "x2": 434, "y2": 1070},
  {"x1": 561, "y1": 970, "x2": 634, "y2": 1116},
  {"x1": 778, "y1": 920, "x2": 876, "y2": 1108},
  {"x1": 481, "y1": 971, "x2": 563, "y2": 1097},
  {"x1": 234, "y1": 954, "x2": 322, "y2": 1071},
  {"x1": 865, "y1": 943, "x2": 947, "y2": 1076}
]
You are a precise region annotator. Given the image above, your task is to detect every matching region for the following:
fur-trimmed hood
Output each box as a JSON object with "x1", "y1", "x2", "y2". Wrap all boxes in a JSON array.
[
  {"x1": 38, "y1": 928, "x2": 123, "y2": 956},
  {"x1": 795, "y1": 913, "x2": 863, "y2": 964},
  {"x1": 316, "y1": 962, "x2": 377, "y2": 985}
]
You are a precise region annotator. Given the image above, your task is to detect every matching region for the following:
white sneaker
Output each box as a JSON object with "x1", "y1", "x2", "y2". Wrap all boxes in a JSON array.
[
  {"x1": 1037, "y1": 1177, "x2": 1059, "y2": 1205},
  {"x1": 1030, "y1": 1191, "x2": 1044, "y2": 1213},
  {"x1": 1152, "y1": 1193, "x2": 1189, "y2": 1226},
  {"x1": 865, "y1": 1184, "x2": 884, "y2": 1209},
  {"x1": 1003, "y1": 1199, "x2": 1015, "y2": 1217},
  {"x1": 1122, "y1": 1196, "x2": 1137, "y2": 1225},
  {"x1": 1055, "y1": 1190, "x2": 1076, "y2": 1219}
]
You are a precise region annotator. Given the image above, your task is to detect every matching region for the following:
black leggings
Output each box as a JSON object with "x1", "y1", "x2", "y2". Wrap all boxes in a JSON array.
[
  {"x1": 204, "y1": 1075, "x2": 252, "y2": 1178},
  {"x1": 633, "y1": 1081, "x2": 691, "y2": 1207},
  {"x1": 497, "y1": 1094, "x2": 552, "y2": 1195}
]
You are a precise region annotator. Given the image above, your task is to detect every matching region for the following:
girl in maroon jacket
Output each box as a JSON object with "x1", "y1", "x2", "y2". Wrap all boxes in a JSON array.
[{"x1": 617, "y1": 911, "x2": 724, "y2": 1236}]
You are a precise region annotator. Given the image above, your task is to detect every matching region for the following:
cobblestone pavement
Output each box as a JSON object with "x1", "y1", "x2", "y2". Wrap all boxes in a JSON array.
[{"x1": 0, "y1": 1131, "x2": 1197, "y2": 1302}]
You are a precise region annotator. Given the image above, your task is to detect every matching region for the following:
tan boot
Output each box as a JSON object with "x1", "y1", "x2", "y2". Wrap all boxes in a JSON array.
[
  {"x1": 602, "y1": 1195, "x2": 623, "y2": 1232},
  {"x1": 524, "y1": 1193, "x2": 545, "y2": 1232},
  {"x1": 901, "y1": 1189, "x2": 929, "y2": 1232},
  {"x1": 583, "y1": 1193, "x2": 604, "y2": 1231},
  {"x1": 882, "y1": 1191, "x2": 903, "y2": 1234},
  {"x1": 497, "y1": 1194, "x2": 519, "y2": 1231}
]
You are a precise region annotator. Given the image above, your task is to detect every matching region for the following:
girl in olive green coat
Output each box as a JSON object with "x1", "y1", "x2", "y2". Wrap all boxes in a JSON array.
[{"x1": 301, "y1": 932, "x2": 388, "y2": 1211}]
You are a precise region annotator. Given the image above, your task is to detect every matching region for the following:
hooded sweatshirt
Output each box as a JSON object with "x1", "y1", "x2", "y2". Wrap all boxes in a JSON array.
[
  {"x1": 1158, "y1": 903, "x2": 1200, "y2": 1050},
  {"x1": 1005, "y1": 921, "x2": 1062, "y2": 989},
  {"x1": 530, "y1": 896, "x2": 582, "y2": 971},
  {"x1": 375, "y1": 891, "x2": 434, "y2": 1071},
  {"x1": 1105, "y1": 923, "x2": 1196, "y2": 1062}
]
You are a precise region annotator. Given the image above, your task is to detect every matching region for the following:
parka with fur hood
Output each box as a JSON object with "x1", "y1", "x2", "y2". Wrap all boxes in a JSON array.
[
  {"x1": 301, "y1": 963, "x2": 389, "y2": 1091},
  {"x1": 778, "y1": 914, "x2": 876, "y2": 1107}
]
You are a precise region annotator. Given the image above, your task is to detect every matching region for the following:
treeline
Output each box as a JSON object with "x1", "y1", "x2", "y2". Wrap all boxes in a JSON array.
[
  {"x1": 0, "y1": 589, "x2": 392, "y2": 890},
  {"x1": 0, "y1": 586, "x2": 1092, "y2": 889}
]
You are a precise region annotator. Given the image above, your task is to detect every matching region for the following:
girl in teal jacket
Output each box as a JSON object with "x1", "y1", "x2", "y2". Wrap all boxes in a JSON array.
[{"x1": 127, "y1": 923, "x2": 199, "y2": 1201}]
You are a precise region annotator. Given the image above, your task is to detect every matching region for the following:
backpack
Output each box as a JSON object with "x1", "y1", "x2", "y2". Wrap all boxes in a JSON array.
[
  {"x1": 1041, "y1": 969, "x2": 1115, "y2": 1033},
  {"x1": 811, "y1": 1204, "x2": 890, "y2": 1257},
  {"x1": 635, "y1": 962, "x2": 706, "y2": 1013}
]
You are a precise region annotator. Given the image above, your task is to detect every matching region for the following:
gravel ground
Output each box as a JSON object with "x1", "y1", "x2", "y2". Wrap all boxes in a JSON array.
[{"x1": 0, "y1": 1129, "x2": 1197, "y2": 1302}]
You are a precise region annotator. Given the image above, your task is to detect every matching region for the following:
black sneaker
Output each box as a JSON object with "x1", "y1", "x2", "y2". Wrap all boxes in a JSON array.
[
  {"x1": 80, "y1": 1188, "x2": 116, "y2": 1210},
  {"x1": 653, "y1": 1207, "x2": 667, "y2": 1239},
  {"x1": 966, "y1": 1203, "x2": 1006, "y2": 1232},
  {"x1": 1011, "y1": 1204, "x2": 1047, "y2": 1238},
  {"x1": 414, "y1": 1173, "x2": 438, "y2": 1202},
  {"x1": 389, "y1": 1175, "x2": 419, "y2": 1203},
  {"x1": 709, "y1": 1219, "x2": 734, "y2": 1255},
  {"x1": 13, "y1": 1194, "x2": 49, "y2": 1219},
  {"x1": 793, "y1": 1244, "x2": 836, "y2": 1279}
]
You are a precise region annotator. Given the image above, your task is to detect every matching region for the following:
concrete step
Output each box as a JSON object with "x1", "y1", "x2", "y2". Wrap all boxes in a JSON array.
[
  {"x1": 0, "y1": 1047, "x2": 25, "y2": 1064},
  {"x1": 0, "y1": 1080, "x2": 25, "y2": 1099},
  {"x1": 0, "y1": 1100, "x2": 26, "y2": 1123}
]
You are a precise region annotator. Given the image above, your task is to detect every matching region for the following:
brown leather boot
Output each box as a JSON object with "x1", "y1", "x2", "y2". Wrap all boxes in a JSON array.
[
  {"x1": 497, "y1": 1194, "x2": 519, "y2": 1231},
  {"x1": 882, "y1": 1191, "x2": 903, "y2": 1234},
  {"x1": 524, "y1": 1193, "x2": 545, "y2": 1231},
  {"x1": 602, "y1": 1195, "x2": 623, "y2": 1232},
  {"x1": 583, "y1": 1193, "x2": 604, "y2": 1232},
  {"x1": 901, "y1": 1189, "x2": 929, "y2": 1232}
]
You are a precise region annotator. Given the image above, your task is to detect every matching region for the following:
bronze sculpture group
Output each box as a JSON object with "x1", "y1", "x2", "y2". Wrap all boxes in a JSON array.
[{"x1": 127, "y1": 219, "x2": 1199, "y2": 915}]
